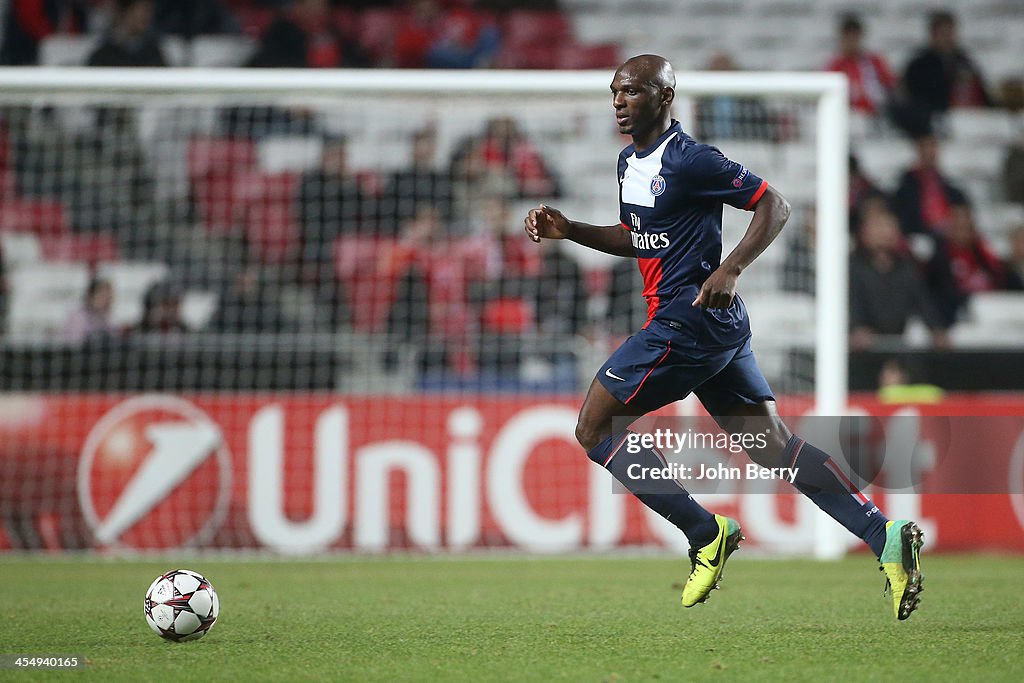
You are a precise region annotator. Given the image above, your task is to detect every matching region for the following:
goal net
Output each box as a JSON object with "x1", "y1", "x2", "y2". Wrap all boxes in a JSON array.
[{"x1": 0, "y1": 68, "x2": 847, "y2": 555}]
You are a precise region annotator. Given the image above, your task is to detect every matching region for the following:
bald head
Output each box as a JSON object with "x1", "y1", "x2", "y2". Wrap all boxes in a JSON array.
[
  {"x1": 610, "y1": 54, "x2": 676, "y2": 147},
  {"x1": 616, "y1": 54, "x2": 676, "y2": 90}
]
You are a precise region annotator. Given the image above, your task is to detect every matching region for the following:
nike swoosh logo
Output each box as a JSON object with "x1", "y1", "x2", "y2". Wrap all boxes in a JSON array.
[
  {"x1": 706, "y1": 525, "x2": 727, "y2": 569},
  {"x1": 605, "y1": 368, "x2": 626, "y2": 381}
]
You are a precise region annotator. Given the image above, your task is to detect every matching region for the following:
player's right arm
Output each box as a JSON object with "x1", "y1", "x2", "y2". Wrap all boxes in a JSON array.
[{"x1": 524, "y1": 204, "x2": 635, "y2": 258}]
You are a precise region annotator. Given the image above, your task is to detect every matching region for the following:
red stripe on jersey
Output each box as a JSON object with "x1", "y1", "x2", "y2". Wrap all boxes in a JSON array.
[
  {"x1": 620, "y1": 222, "x2": 631, "y2": 230},
  {"x1": 626, "y1": 341, "x2": 672, "y2": 404},
  {"x1": 743, "y1": 180, "x2": 769, "y2": 210},
  {"x1": 637, "y1": 257, "x2": 663, "y2": 327},
  {"x1": 602, "y1": 432, "x2": 631, "y2": 467},
  {"x1": 824, "y1": 458, "x2": 871, "y2": 504}
]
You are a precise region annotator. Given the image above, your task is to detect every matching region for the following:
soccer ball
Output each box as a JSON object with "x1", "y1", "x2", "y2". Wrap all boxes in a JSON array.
[{"x1": 144, "y1": 569, "x2": 219, "y2": 641}]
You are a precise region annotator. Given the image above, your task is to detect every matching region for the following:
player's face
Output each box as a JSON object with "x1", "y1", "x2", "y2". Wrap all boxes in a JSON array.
[{"x1": 610, "y1": 72, "x2": 665, "y2": 139}]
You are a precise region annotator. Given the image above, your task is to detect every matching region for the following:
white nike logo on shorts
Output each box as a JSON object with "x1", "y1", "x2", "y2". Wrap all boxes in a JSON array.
[{"x1": 605, "y1": 368, "x2": 626, "y2": 381}]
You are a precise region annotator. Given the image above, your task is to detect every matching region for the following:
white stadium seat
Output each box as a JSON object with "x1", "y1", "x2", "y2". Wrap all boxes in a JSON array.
[
  {"x1": 180, "y1": 290, "x2": 220, "y2": 331},
  {"x1": 38, "y1": 35, "x2": 98, "y2": 66},
  {"x1": 95, "y1": 261, "x2": 170, "y2": 328},
  {"x1": 190, "y1": 35, "x2": 258, "y2": 68},
  {"x1": 0, "y1": 232, "x2": 42, "y2": 267},
  {"x1": 742, "y1": 292, "x2": 816, "y2": 342},
  {"x1": 944, "y1": 141, "x2": 1005, "y2": 179},
  {"x1": 161, "y1": 36, "x2": 189, "y2": 67},
  {"x1": 947, "y1": 109, "x2": 1018, "y2": 145},
  {"x1": 968, "y1": 292, "x2": 1024, "y2": 328},
  {"x1": 8, "y1": 262, "x2": 90, "y2": 338},
  {"x1": 258, "y1": 136, "x2": 324, "y2": 174}
]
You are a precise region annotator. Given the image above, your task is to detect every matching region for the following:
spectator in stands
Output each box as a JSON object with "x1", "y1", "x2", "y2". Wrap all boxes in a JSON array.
[
  {"x1": 385, "y1": 203, "x2": 438, "y2": 363},
  {"x1": 86, "y1": 0, "x2": 167, "y2": 68},
  {"x1": 138, "y1": 281, "x2": 186, "y2": 334},
  {"x1": 918, "y1": 199, "x2": 1009, "y2": 325},
  {"x1": 1002, "y1": 130, "x2": 1024, "y2": 204},
  {"x1": 695, "y1": 52, "x2": 777, "y2": 141},
  {"x1": 825, "y1": 14, "x2": 896, "y2": 117},
  {"x1": 781, "y1": 207, "x2": 815, "y2": 296},
  {"x1": 942, "y1": 200, "x2": 1009, "y2": 296},
  {"x1": 153, "y1": 0, "x2": 239, "y2": 39},
  {"x1": 64, "y1": 277, "x2": 118, "y2": 344},
  {"x1": 477, "y1": 0, "x2": 560, "y2": 9},
  {"x1": 395, "y1": 0, "x2": 501, "y2": 69},
  {"x1": 534, "y1": 241, "x2": 588, "y2": 337},
  {"x1": 893, "y1": 133, "x2": 967, "y2": 236},
  {"x1": 460, "y1": 194, "x2": 541, "y2": 372},
  {"x1": 297, "y1": 136, "x2": 373, "y2": 283},
  {"x1": 849, "y1": 153, "x2": 885, "y2": 228},
  {"x1": 247, "y1": 0, "x2": 368, "y2": 68},
  {"x1": 381, "y1": 128, "x2": 454, "y2": 233},
  {"x1": 298, "y1": 136, "x2": 376, "y2": 328},
  {"x1": 0, "y1": 243, "x2": 6, "y2": 336},
  {"x1": 394, "y1": 0, "x2": 442, "y2": 68},
  {"x1": 896, "y1": 10, "x2": 992, "y2": 134},
  {"x1": 428, "y1": 0, "x2": 500, "y2": 69},
  {"x1": 450, "y1": 117, "x2": 561, "y2": 215},
  {"x1": 209, "y1": 266, "x2": 289, "y2": 333},
  {"x1": 607, "y1": 259, "x2": 644, "y2": 337},
  {"x1": 1004, "y1": 226, "x2": 1024, "y2": 290},
  {"x1": 849, "y1": 202, "x2": 949, "y2": 350},
  {"x1": 0, "y1": 0, "x2": 90, "y2": 65}
]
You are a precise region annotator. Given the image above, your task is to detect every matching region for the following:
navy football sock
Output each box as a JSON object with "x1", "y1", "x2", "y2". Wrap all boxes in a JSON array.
[
  {"x1": 784, "y1": 435, "x2": 888, "y2": 557},
  {"x1": 587, "y1": 432, "x2": 719, "y2": 547}
]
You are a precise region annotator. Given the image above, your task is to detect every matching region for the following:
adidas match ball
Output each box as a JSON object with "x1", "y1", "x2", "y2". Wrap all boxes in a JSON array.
[{"x1": 144, "y1": 569, "x2": 219, "y2": 641}]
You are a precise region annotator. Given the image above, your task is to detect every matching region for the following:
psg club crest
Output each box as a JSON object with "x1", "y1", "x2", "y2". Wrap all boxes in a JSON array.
[{"x1": 650, "y1": 174, "x2": 667, "y2": 196}]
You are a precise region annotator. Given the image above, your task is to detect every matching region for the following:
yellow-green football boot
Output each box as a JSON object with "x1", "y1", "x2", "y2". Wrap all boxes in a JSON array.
[
  {"x1": 879, "y1": 520, "x2": 925, "y2": 620},
  {"x1": 681, "y1": 514, "x2": 743, "y2": 607}
]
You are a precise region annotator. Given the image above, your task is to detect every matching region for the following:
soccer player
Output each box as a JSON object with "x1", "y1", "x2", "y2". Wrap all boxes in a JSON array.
[{"x1": 524, "y1": 55, "x2": 924, "y2": 620}]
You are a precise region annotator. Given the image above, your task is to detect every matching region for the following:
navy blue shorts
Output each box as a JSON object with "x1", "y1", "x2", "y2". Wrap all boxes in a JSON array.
[{"x1": 596, "y1": 319, "x2": 775, "y2": 416}]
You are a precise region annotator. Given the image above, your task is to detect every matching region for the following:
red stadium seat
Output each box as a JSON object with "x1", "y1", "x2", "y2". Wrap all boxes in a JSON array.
[
  {"x1": 495, "y1": 42, "x2": 561, "y2": 69},
  {"x1": 41, "y1": 233, "x2": 119, "y2": 264},
  {"x1": 234, "y1": 171, "x2": 301, "y2": 264},
  {"x1": 333, "y1": 235, "x2": 406, "y2": 333},
  {"x1": 187, "y1": 138, "x2": 257, "y2": 235},
  {"x1": 481, "y1": 298, "x2": 534, "y2": 334},
  {"x1": 332, "y1": 8, "x2": 359, "y2": 35},
  {"x1": 233, "y1": 6, "x2": 276, "y2": 40},
  {"x1": 359, "y1": 8, "x2": 407, "y2": 64},
  {"x1": 0, "y1": 198, "x2": 70, "y2": 238},
  {"x1": 501, "y1": 11, "x2": 572, "y2": 47},
  {"x1": 557, "y1": 43, "x2": 620, "y2": 70}
]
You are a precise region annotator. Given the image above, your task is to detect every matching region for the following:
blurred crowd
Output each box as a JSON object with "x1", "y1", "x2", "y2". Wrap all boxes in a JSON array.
[
  {"x1": 825, "y1": 10, "x2": 1023, "y2": 129},
  {"x1": 782, "y1": 136, "x2": 1024, "y2": 353},
  {"x1": 0, "y1": 0, "x2": 579, "y2": 70},
  {"x1": 819, "y1": 11, "x2": 1023, "y2": 351},
  {"x1": 1, "y1": 1, "x2": 1023, "y2": 390}
]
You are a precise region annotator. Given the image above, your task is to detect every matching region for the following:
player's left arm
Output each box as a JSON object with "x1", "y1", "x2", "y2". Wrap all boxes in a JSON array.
[{"x1": 692, "y1": 185, "x2": 791, "y2": 308}]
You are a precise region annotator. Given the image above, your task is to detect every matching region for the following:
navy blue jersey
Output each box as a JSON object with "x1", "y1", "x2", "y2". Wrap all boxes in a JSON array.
[{"x1": 617, "y1": 120, "x2": 768, "y2": 348}]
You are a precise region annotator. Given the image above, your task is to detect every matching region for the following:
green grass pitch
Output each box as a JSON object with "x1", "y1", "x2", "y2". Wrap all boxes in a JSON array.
[{"x1": 2, "y1": 554, "x2": 1023, "y2": 682}]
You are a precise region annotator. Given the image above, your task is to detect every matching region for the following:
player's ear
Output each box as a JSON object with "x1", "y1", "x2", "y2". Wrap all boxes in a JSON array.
[{"x1": 661, "y1": 86, "x2": 675, "y2": 108}]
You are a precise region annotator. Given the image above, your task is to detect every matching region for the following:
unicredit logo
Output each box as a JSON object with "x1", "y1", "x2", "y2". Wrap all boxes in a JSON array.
[{"x1": 76, "y1": 395, "x2": 232, "y2": 550}]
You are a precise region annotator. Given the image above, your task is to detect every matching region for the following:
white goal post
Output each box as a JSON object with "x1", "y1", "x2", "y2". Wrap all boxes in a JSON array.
[{"x1": 0, "y1": 67, "x2": 849, "y2": 557}]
